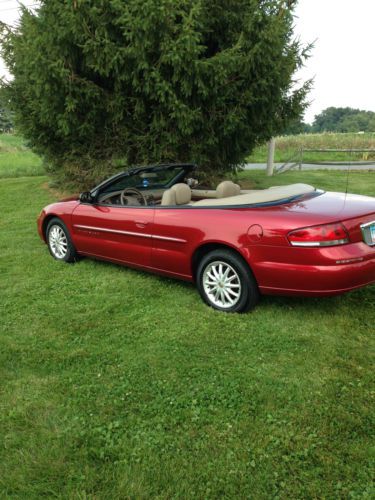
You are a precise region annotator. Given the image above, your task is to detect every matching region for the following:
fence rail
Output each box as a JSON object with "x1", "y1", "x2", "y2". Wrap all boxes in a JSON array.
[
  {"x1": 275, "y1": 147, "x2": 375, "y2": 174},
  {"x1": 302, "y1": 148, "x2": 375, "y2": 153}
]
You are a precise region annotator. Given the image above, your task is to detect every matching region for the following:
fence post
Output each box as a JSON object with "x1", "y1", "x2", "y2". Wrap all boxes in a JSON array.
[
  {"x1": 299, "y1": 147, "x2": 303, "y2": 170},
  {"x1": 266, "y1": 138, "x2": 276, "y2": 176}
]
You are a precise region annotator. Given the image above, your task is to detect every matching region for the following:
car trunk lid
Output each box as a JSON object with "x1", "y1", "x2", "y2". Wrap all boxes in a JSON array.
[{"x1": 286, "y1": 191, "x2": 375, "y2": 246}]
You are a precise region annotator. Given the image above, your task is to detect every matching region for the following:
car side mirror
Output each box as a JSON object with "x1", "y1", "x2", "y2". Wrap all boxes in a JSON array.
[{"x1": 79, "y1": 191, "x2": 95, "y2": 203}]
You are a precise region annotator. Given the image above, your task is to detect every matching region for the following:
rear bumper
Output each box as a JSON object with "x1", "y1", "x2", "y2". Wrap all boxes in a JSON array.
[{"x1": 252, "y1": 242, "x2": 375, "y2": 297}]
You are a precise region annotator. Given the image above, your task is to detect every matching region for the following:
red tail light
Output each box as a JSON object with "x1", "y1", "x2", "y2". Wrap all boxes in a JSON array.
[{"x1": 288, "y1": 223, "x2": 349, "y2": 247}]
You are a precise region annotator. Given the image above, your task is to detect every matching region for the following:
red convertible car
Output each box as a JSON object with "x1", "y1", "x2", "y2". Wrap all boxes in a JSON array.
[{"x1": 38, "y1": 163, "x2": 375, "y2": 312}]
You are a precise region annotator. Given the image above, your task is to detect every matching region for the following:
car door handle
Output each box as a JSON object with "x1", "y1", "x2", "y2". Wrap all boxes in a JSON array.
[{"x1": 135, "y1": 220, "x2": 148, "y2": 228}]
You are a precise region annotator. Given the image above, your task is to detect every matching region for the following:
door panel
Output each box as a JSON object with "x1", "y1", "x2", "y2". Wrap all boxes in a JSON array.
[
  {"x1": 151, "y1": 208, "x2": 205, "y2": 278},
  {"x1": 71, "y1": 203, "x2": 154, "y2": 267}
]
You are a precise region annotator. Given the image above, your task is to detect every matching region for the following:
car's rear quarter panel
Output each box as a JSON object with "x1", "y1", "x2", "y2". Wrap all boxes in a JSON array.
[
  {"x1": 151, "y1": 208, "x2": 252, "y2": 278},
  {"x1": 152, "y1": 194, "x2": 375, "y2": 295},
  {"x1": 151, "y1": 204, "x2": 335, "y2": 278}
]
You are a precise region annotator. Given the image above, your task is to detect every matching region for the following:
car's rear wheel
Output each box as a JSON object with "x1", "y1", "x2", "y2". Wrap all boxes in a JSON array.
[
  {"x1": 46, "y1": 218, "x2": 77, "y2": 263},
  {"x1": 197, "y1": 249, "x2": 259, "y2": 313}
]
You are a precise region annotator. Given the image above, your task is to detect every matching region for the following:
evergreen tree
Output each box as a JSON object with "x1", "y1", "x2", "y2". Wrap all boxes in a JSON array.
[{"x1": 1, "y1": 0, "x2": 311, "y2": 188}]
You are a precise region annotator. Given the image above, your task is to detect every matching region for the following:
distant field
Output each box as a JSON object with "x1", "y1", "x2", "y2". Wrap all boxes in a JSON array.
[
  {"x1": 248, "y1": 133, "x2": 375, "y2": 163},
  {"x1": 0, "y1": 133, "x2": 44, "y2": 178}
]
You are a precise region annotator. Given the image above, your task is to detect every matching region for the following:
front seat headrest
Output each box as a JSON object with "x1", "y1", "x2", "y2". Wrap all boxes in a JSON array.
[
  {"x1": 216, "y1": 181, "x2": 241, "y2": 198},
  {"x1": 161, "y1": 183, "x2": 192, "y2": 205}
]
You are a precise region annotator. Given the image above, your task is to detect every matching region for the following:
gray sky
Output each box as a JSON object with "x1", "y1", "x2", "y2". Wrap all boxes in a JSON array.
[
  {"x1": 294, "y1": 0, "x2": 375, "y2": 123},
  {"x1": 1, "y1": 0, "x2": 374, "y2": 124}
]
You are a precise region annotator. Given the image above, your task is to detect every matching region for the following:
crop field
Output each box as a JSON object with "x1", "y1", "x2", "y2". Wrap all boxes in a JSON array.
[
  {"x1": 238, "y1": 168, "x2": 375, "y2": 196},
  {"x1": 248, "y1": 132, "x2": 375, "y2": 163},
  {"x1": 0, "y1": 138, "x2": 374, "y2": 497}
]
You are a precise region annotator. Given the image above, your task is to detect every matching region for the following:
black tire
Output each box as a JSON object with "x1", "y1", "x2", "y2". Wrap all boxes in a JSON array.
[
  {"x1": 46, "y1": 217, "x2": 78, "y2": 263},
  {"x1": 196, "y1": 249, "x2": 259, "y2": 313}
]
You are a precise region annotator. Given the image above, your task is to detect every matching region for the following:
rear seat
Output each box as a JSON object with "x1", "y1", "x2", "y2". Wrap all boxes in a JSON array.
[{"x1": 216, "y1": 181, "x2": 241, "y2": 198}]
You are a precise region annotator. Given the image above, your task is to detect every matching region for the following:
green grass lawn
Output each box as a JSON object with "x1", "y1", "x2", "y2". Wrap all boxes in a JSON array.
[
  {"x1": 0, "y1": 172, "x2": 374, "y2": 498},
  {"x1": 0, "y1": 133, "x2": 44, "y2": 178},
  {"x1": 247, "y1": 132, "x2": 375, "y2": 163}
]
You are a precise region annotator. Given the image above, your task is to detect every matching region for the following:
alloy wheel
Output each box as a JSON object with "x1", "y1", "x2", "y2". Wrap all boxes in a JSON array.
[
  {"x1": 202, "y1": 260, "x2": 242, "y2": 309},
  {"x1": 48, "y1": 225, "x2": 68, "y2": 259}
]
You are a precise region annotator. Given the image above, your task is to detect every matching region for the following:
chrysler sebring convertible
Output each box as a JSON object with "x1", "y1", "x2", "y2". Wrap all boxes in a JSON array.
[{"x1": 37, "y1": 163, "x2": 375, "y2": 312}]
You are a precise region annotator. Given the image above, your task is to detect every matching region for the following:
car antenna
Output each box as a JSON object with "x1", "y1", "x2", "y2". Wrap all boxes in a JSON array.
[
  {"x1": 345, "y1": 164, "x2": 350, "y2": 196},
  {"x1": 344, "y1": 149, "x2": 351, "y2": 201}
]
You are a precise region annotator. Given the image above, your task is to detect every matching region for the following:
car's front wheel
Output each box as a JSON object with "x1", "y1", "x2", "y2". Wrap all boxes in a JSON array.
[
  {"x1": 197, "y1": 249, "x2": 259, "y2": 313},
  {"x1": 46, "y1": 218, "x2": 77, "y2": 263}
]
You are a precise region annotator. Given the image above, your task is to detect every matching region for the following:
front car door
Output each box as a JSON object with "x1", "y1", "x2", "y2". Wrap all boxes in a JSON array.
[
  {"x1": 71, "y1": 172, "x2": 155, "y2": 268},
  {"x1": 72, "y1": 203, "x2": 154, "y2": 268}
]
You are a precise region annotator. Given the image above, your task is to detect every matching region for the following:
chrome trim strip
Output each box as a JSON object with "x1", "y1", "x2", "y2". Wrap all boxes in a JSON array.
[
  {"x1": 74, "y1": 224, "x2": 186, "y2": 243},
  {"x1": 75, "y1": 224, "x2": 152, "y2": 239},
  {"x1": 336, "y1": 257, "x2": 364, "y2": 264},
  {"x1": 152, "y1": 234, "x2": 187, "y2": 243},
  {"x1": 290, "y1": 241, "x2": 321, "y2": 247}
]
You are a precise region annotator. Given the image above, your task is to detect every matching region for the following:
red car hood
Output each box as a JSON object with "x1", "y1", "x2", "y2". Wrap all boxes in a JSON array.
[
  {"x1": 60, "y1": 194, "x2": 80, "y2": 202},
  {"x1": 43, "y1": 198, "x2": 80, "y2": 215}
]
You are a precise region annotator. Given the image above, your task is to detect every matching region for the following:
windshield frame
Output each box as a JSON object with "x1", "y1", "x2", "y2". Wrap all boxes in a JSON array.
[{"x1": 91, "y1": 163, "x2": 197, "y2": 200}]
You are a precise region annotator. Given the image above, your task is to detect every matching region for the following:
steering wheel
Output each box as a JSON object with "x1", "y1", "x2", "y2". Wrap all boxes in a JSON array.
[{"x1": 120, "y1": 187, "x2": 148, "y2": 206}]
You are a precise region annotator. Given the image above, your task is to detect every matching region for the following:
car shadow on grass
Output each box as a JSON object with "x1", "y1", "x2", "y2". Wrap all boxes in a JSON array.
[
  {"x1": 75, "y1": 255, "x2": 373, "y2": 315},
  {"x1": 260, "y1": 284, "x2": 374, "y2": 314}
]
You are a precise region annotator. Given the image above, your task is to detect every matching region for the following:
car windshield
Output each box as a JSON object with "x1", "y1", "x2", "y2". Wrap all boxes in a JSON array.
[{"x1": 101, "y1": 166, "x2": 185, "y2": 194}]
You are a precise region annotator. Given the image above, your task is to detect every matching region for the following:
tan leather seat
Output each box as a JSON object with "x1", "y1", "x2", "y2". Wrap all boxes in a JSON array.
[
  {"x1": 194, "y1": 184, "x2": 315, "y2": 206},
  {"x1": 216, "y1": 181, "x2": 241, "y2": 198},
  {"x1": 161, "y1": 183, "x2": 192, "y2": 206}
]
